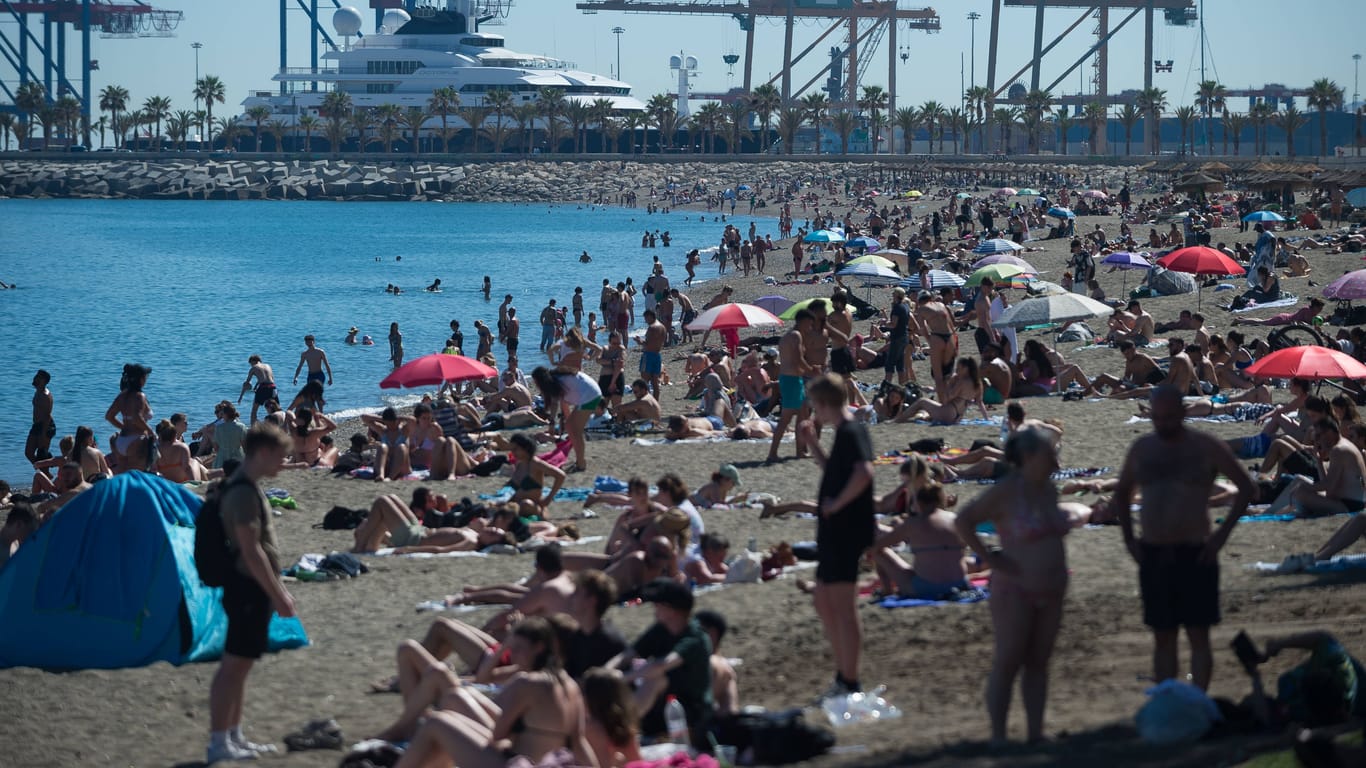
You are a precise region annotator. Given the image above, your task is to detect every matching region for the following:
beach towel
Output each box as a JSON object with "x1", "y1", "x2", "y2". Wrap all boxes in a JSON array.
[
  {"x1": 348, "y1": 467, "x2": 431, "y2": 481},
  {"x1": 1073, "y1": 339, "x2": 1168, "y2": 352},
  {"x1": 367, "y1": 547, "x2": 489, "y2": 559},
  {"x1": 879, "y1": 588, "x2": 989, "y2": 608},
  {"x1": 958, "y1": 466, "x2": 1110, "y2": 485},
  {"x1": 1230, "y1": 295, "x2": 1299, "y2": 313},
  {"x1": 477, "y1": 487, "x2": 593, "y2": 504},
  {"x1": 632, "y1": 435, "x2": 790, "y2": 447},
  {"x1": 913, "y1": 416, "x2": 1002, "y2": 428},
  {"x1": 1251, "y1": 553, "x2": 1366, "y2": 575}
]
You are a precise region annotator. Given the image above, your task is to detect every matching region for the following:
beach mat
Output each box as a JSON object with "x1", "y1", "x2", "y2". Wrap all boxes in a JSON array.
[
  {"x1": 1230, "y1": 295, "x2": 1299, "y2": 313},
  {"x1": 1252, "y1": 553, "x2": 1366, "y2": 575},
  {"x1": 879, "y1": 588, "x2": 989, "y2": 608},
  {"x1": 477, "y1": 487, "x2": 594, "y2": 504}
]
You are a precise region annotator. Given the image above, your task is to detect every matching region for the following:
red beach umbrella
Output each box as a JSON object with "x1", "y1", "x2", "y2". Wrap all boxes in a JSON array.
[
  {"x1": 380, "y1": 353, "x2": 498, "y2": 389},
  {"x1": 1245, "y1": 346, "x2": 1366, "y2": 381},
  {"x1": 685, "y1": 302, "x2": 785, "y2": 332},
  {"x1": 1156, "y1": 247, "x2": 1246, "y2": 308}
]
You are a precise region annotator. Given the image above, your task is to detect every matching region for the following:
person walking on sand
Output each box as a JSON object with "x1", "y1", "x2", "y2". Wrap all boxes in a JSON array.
[
  {"x1": 291, "y1": 335, "x2": 333, "y2": 391},
  {"x1": 640, "y1": 309, "x2": 666, "y2": 398},
  {"x1": 206, "y1": 423, "x2": 296, "y2": 764},
  {"x1": 239, "y1": 356, "x2": 276, "y2": 426},
  {"x1": 767, "y1": 310, "x2": 820, "y2": 463},
  {"x1": 388, "y1": 323, "x2": 404, "y2": 370},
  {"x1": 799, "y1": 374, "x2": 875, "y2": 700},
  {"x1": 1111, "y1": 386, "x2": 1256, "y2": 691},
  {"x1": 26, "y1": 369, "x2": 55, "y2": 465}
]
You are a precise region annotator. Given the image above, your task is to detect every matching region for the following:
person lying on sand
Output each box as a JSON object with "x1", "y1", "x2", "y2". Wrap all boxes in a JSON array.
[
  {"x1": 350, "y1": 491, "x2": 514, "y2": 554},
  {"x1": 729, "y1": 420, "x2": 773, "y2": 440},
  {"x1": 681, "y1": 533, "x2": 730, "y2": 585},
  {"x1": 690, "y1": 464, "x2": 742, "y2": 509},
  {"x1": 664, "y1": 415, "x2": 725, "y2": 440}
]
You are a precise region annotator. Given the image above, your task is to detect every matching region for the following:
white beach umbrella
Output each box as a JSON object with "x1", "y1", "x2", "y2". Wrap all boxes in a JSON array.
[{"x1": 991, "y1": 293, "x2": 1114, "y2": 330}]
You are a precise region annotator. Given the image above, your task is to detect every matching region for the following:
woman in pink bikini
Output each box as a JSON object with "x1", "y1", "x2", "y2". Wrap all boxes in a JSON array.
[{"x1": 956, "y1": 426, "x2": 1071, "y2": 745}]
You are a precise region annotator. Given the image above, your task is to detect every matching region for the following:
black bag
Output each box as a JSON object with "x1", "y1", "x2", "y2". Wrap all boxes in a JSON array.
[
  {"x1": 317, "y1": 552, "x2": 368, "y2": 579},
  {"x1": 194, "y1": 475, "x2": 252, "y2": 587},
  {"x1": 908, "y1": 437, "x2": 945, "y2": 455},
  {"x1": 709, "y1": 709, "x2": 835, "y2": 765},
  {"x1": 316, "y1": 505, "x2": 368, "y2": 531}
]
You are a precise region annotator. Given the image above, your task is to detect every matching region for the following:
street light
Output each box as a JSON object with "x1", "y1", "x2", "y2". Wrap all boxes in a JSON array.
[
  {"x1": 967, "y1": 12, "x2": 980, "y2": 91},
  {"x1": 192, "y1": 42, "x2": 203, "y2": 108},
  {"x1": 612, "y1": 27, "x2": 625, "y2": 81},
  {"x1": 1354, "y1": 53, "x2": 1361, "y2": 108}
]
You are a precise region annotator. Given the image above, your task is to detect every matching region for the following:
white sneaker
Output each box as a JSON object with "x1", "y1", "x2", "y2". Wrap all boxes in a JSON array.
[
  {"x1": 1280, "y1": 552, "x2": 1316, "y2": 573},
  {"x1": 205, "y1": 741, "x2": 258, "y2": 764},
  {"x1": 232, "y1": 735, "x2": 278, "y2": 754}
]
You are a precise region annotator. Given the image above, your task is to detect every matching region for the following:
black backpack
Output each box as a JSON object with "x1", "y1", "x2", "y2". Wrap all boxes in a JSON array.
[
  {"x1": 194, "y1": 475, "x2": 253, "y2": 587},
  {"x1": 709, "y1": 709, "x2": 835, "y2": 765},
  {"x1": 316, "y1": 505, "x2": 368, "y2": 531}
]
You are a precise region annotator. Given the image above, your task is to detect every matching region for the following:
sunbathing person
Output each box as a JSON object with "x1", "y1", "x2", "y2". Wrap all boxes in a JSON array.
[
  {"x1": 681, "y1": 532, "x2": 731, "y2": 585},
  {"x1": 351, "y1": 491, "x2": 513, "y2": 554},
  {"x1": 1227, "y1": 392, "x2": 1327, "y2": 460},
  {"x1": 691, "y1": 464, "x2": 742, "y2": 509},
  {"x1": 360, "y1": 407, "x2": 415, "y2": 482},
  {"x1": 505, "y1": 433, "x2": 566, "y2": 516},
  {"x1": 1136, "y1": 397, "x2": 1275, "y2": 421},
  {"x1": 603, "y1": 535, "x2": 683, "y2": 599},
  {"x1": 1107, "y1": 338, "x2": 1199, "y2": 401},
  {"x1": 1263, "y1": 419, "x2": 1366, "y2": 520},
  {"x1": 902, "y1": 358, "x2": 988, "y2": 424},
  {"x1": 871, "y1": 482, "x2": 972, "y2": 599},
  {"x1": 281, "y1": 408, "x2": 337, "y2": 468},
  {"x1": 729, "y1": 420, "x2": 773, "y2": 440},
  {"x1": 581, "y1": 668, "x2": 644, "y2": 768},
  {"x1": 664, "y1": 415, "x2": 725, "y2": 440},
  {"x1": 1232, "y1": 297, "x2": 1325, "y2": 327},
  {"x1": 699, "y1": 373, "x2": 737, "y2": 428},
  {"x1": 1084, "y1": 341, "x2": 1166, "y2": 395},
  {"x1": 612, "y1": 379, "x2": 662, "y2": 423}
]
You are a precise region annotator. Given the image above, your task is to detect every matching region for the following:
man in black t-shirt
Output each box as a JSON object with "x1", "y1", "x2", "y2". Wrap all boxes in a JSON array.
[
  {"x1": 565, "y1": 570, "x2": 627, "y2": 679},
  {"x1": 799, "y1": 374, "x2": 876, "y2": 700},
  {"x1": 609, "y1": 579, "x2": 714, "y2": 741}
]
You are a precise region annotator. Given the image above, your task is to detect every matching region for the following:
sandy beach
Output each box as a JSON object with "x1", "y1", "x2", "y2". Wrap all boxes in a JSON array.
[{"x1": 5, "y1": 179, "x2": 1366, "y2": 768}]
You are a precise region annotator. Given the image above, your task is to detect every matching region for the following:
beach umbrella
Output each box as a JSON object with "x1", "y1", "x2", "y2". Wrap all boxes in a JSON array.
[
  {"x1": 836, "y1": 262, "x2": 903, "y2": 285},
  {"x1": 1242, "y1": 210, "x2": 1286, "y2": 223},
  {"x1": 846, "y1": 236, "x2": 881, "y2": 251},
  {"x1": 902, "y1": 190, "x2": 924, "y2": 198},
  {"x1": 1017, "y1": 188, "x2": 1040, "y2": 196},
  {"x1": 972, "y1": 253, "x2": 1036, "y2": 271},
  {"x1": 804, "y1": 229, "x2": 845, "y2": 244},
  {"x1": 955, "y1": 192, "x2": 973, "y2": 199},
  {"x1": 1323, "y1": 270, "x2": 1366, "y2": 300},
  {"x1": 1346, "y1": 188, "x2": 1366, "y2": 207},
  {"x1": 1081, "y1": 190, "x2": 1108, "y2": 199},
  {"x1": 1047, "y1": 206, "x2": 1076, "y2": 219},
  {"x1": 753, "y1": 295, "x2": 795, "y2": 315},
  {"x1": 1024, "y1": 280, "x2": 1070, "y2": 297},
  {"x1": 1101, "y1": 251, "x2": 1153, "y2": 291},
  {"x1": 994, "y1": 187, "x2": 1018, "y2": 197},
  {"x1": 845, "y1": 254, "x2": 897, "y2": 270},
  {"x1": 737, "y1": 184, "x2": 753, "y2": 192},
  {"x1": 972, "y1": 238, "x2": 1025, "y2": 255},
  {"x1": 380, "y1": 354, "x2": 498, "y2": 389},
  {"x1": 1157, "y1": 246, "x2": 1246, "y2": 309},
  {"x1": 899, "y1": 270, "x2": 967, "y2": 291},
  {"x1": 778, "y1": 297, "x2": 839, "y2": 320},
  {"x1": 991, "y1": 293, "x2": 1114, "y2": 330},
  {"x1": 966, "y1": 263, "x2": 1033, "y2": 287},
  {"x1": 685, "y1": 302, "x2": 784, "y2": 332},
  {"x1": 1245, "y1": 346, "x2": 1366, "y2": 381}
]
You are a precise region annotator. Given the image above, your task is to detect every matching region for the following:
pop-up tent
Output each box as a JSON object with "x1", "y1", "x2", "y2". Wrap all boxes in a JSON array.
[{"x1": 0, "y1": 472, "x2": 307, "y2": 670}]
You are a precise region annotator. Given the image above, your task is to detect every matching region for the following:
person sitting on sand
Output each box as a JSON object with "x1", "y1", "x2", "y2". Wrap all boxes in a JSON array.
[
  {"x1": 67, "y1": 425, "x2": 112, "y2": 483},
  {"x1": 34, "y1": 462, "x2": 92, "y2": 520},
  {"x1": 581, "y1": 667, "x2": 644, "y2": 768},
  {"x1": 871, "y1": 481, "x2": 972, "y2": 600},
  {"x1": 691, "y1": 464, "x2": 742, "y2": 509},
  {"x1": 281, "y1": 408, "x2": 337, "y2": 468},
  {"x1": 902, "y1": 358, "x2": 988, "y2": 424},
  {"x1": 1262, "y1": 419, "x2": 1366, "y2": 522},
  {"x1": 504, "y1": 433, "x2": 566, "y2": 516},
  {"x1": 613, "y1": 379, "x2": 661, "y2": 423},
  {"x1": 1226, "y1": 390, "x2": 1325, "y2": 461},
  {"x1": 1082, "y1": 341, "x2": 1166, "y2": 396},
  {"x1": 408, "y1": 402, "x2": 481, "y2": 480},
  {"x1": 1107, "y1": 338, "x2": 1198, "y2": 401},
  {"x1": 980, "y1": 341, "x2": 1013, "y2": 405},
  {"x1": 350, "y1": 490, "x2": 513, "y2": 554},
  {"x1": 1239, "y1": 266, "x2": 1283, "y2": 306},
  {"x1": 359, "y1": 407, "x2": 415, "y2": 481},
  {"x1": 699, "y1": 373, "x2": 737, "y2": 428},
  {"x1": 154, "y1": 420, "x2": 210, "y2": 482},
  {"x1": 1233, "y1": 298, "x2": 1326, "y2": 327},
  {"x1": 1106, "y1": 300, "x2": 1157, "y2": 347},
  {"x1": 695, "y1": 610, "x2": 740, "y2": 717},
  {"x1": 682, "y1": 533, "x2": 730, "y2": 585},
  {"x1": 453, "y1": 545, "x2": 578, "y2": 638},
  {"x1": 601, "y1": 536, "x2": 683, "y2": 600}
]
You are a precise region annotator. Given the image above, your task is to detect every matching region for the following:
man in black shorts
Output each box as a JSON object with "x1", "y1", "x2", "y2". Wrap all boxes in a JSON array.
[
  {"x1": 799, "y1": 374, "x2": 875, "y2": 700},
  {"x1": 26, "y1": 369, "x2": 55, "y2": 464},
  {"x1": 207, "y1": 423, "x2": 296, "y2": 763},
  {"x1": 1112, "y1": 387, "x2": 1255, "y2": 691}
]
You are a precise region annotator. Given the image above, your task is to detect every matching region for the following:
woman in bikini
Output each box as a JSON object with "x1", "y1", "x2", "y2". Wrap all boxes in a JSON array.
[
  {"x1": 383, "y1": 617, "x2": 595, "y2": 768},
  {"x1": 916, "y1": 290, "x2": 959, "y2": 394},
  {"x1": 903, "y1": 358, "x2": 988, "y2": 425},
  {"x1": 350, "y1": 491, "x2": 514, "y2": 554},
  {"x1": 286, "y1": 408, "x2": 337, "y2": 467},
  {"x1": 1013, "y1": 340, "x2": 1058, "y2": 398},
  {"x1": 956, "y1": 426, "x2": 1071, "y2": 745},
  {"x1": 154, "y1": 419, "x2": 209, "y2": 483},
  {"x1": 360, "y1": 407, "x2": 416, "y2": 482},
  {"x1": 557, "y1": 327, "x2": 601, "y2": 373},
  {"x1": 104, "y1": 363, "x2": 153, "y2": 473},
  {"x1": 532, "y1": 366, "x2": 602, "y2": 473},
  {"x1": 505, "y1": 433, "x2": 566, "y2": 517},
  {"x1": 70, "y1": 425, "x2": 112, "y2": 483},
  {"x1": 287, "y1": 380, "x2": 326, "y2": 414},
  {"x1": 596, "y1": 332, "x2": 626, "y2": 410},
  {"x1": 409, "y1": 403, "x2": 483, "y2": 480},
  {"x1": 871, "y1": 480, "x2": 972, "y2": 600},
  {"x1": 1215, "y1": 330, "x2": 1259, "y2": 391},
  {"x1": 690, "y1": 464, "x2": 741, "y2": 509}
]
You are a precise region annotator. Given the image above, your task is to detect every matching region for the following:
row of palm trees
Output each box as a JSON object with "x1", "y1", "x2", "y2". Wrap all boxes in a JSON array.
[{"x1": 0, "y1": 76, "x2": 229, "y2": 151}]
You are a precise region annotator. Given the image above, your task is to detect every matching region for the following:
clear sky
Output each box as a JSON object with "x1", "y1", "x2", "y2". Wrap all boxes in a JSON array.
[{"x1": 13, "y1": 0, "x2": 1363, "y2": 116}]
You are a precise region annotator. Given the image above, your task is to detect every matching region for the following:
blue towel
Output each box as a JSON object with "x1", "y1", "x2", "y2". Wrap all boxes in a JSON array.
[
  {"x1": 478, "y1": 487, "x2": 594, "y2": 503},
  {"x1": 879, "y1": 589, "x2": 989, "y2": 608},
  {"x1": 1220, "y1": 511, "x2": 1352, "y2": 524},
  {"x1": 595, "y1": 475, "x2": 629, "y2": 493}
]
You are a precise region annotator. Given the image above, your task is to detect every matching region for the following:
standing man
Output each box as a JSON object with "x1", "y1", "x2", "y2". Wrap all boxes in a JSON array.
[
  {"x1": 540, "y1": 299, "x2": 559, "y2": 353},
  {"x1": 448, "y1": 320, "x2": 465, "y2": 355},
  {"x1": 1251, "y1": 224, "x2": 1275, "y2": 290},
  {"x1": 505, "y1": 307, "x2": 521, "y2": 358},
  {"x1": 291, "y1": 335, "x2": 333, "y2": 390},
  {"x1": 1111, "y1": 387, "x2": 1255, "y2": 691},
  {"x1": 766, "y1": 310, "x2": 819, "y2": 463},
  {"x1": 826, "y1": 292, "x2": 855, "y2": 385},
  {"x1": 239, "y1": 355, "x2": 276, "y2": 426},
  {"x1": 972, "y1": 278, "x2": 1000, "y2": 354},
  {"x1": 206, "y1": 423, "x2": 296, "y2": 763},
  {"x1": 572, "y1": 287, "x2": 585, "y2": 327},
  {"x1": 640, "y1": 309, "x2": 667, "y2": 398},
  {"x1": 474, "y1": 320, "x2": 493, "y2": 361},
  {"x1": 799, "y1": 374, "x2": 875, "y2": 699},
  {"x1": 26, "y1": 370, "x2": 55, "y2": 465},
  {"x1": 497, "y1": 294, "x2": 514, "y2": 343},
  {"x1": 791, "y1": 238, "x2": 805, "y2": 277},
  {"x1": 883, "y1": 288, "x2": 913, "y2": 388}
]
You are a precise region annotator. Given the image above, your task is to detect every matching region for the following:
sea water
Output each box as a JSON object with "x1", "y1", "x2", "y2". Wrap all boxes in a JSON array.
[{"x1": 0, "y1": 199, "x2": 778, "y2": 484}]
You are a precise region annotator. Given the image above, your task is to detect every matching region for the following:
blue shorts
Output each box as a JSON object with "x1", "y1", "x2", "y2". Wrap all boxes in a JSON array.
[
  {"x1": 1238, "y1": 431, "x2": 1273, "y2": 459},
  {"x1": 706, "y1": 415, "x2": 725, "y2": 430},
  {"x1": 306, "y1": 371, "x2": 326, "y2": 386},
  {"x1": 779, "y1": 375, "x2": 806, "y2": 411},
  {"x1": 910, "y1": 574, "x2": 969, "y2": 601},
  {"x1": 640, "y1": 350, "x2": 663, "y2": 375}
]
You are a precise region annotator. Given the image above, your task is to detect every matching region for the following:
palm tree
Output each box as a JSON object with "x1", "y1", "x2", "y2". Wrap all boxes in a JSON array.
[
  {"x1": 1053, "y1": 107, "x2": 1073, "y2": 155},
  {"x1": 590, "y1": 97, "x2": 616, "y2": 153},
  {"x1": 400, "y1": 108, "x2": 428, "y2": 153},
  {"x1": 15, "y1": 81, "x2": 46, "y2": 147},
  {"x1": 919, "y1": 101, "x2": 945, "y2": 154},
  {"x1": 350, "y1": 108, "x2": 376, "y2": 152},
  {"x1": 36, "y1": 105, "x2": 58, "y2": 150},
  {"x1": 776, "y1": 106, "x2": 805, "y2": 154},
  {"x1": 374, "y1": 103, "x2": 402, "y2": 153},
  {"x1": 320, "y1": 91, "x2": 353, "y2": 152},
  {"x1": 1174, "y1": 105, "x2": 1198, "y2": 155},
  {"x1": 694, "y1": 101, "x2": 724, "y2": 154},
  {"x1": 264, "y1": 119, "x2": 286, "y2": 152},
  {"x1": 724, "y1": 100, "x2": 751, "y2": 154},
  {"x1": 565, "y1": 100, "x2": 593, "y2": 154},
  {"x1": 992, "y1": 107, "x2": 1019, "y2": 152},
  {"x1": 166, "y1": 112, "x2": 187, "y2": 150},
  {"x1": 749, "y1": 83, "x2": 780, "y2": 152},
  {"x1": 800, "y1": 92, "x2": 829, "y2": 154},
  {"x1": 0, "y1": 112, "x2": 15, "y2": 151},
  {"x1": 1021, "y1": 89, "x2": 1052, "y2": 153},
  {"x1": 620, "y1": 111, "x2": 644, "y2": 155},
  {"x1": 1276, "y1": 104, "x2": 1308, "y2": 157},
  {"x1": 92, "y1": 115, "x2": 107, "y2": 149},
  {"x1": 215, "y1": 116, "x2": 245, "y2": 150},
  {"x1": 599, "y1": 117, "x2": 623, "y2": 154},
  {"x1": 946, "y1": 107, "x2": 966, "y2": 154},
  {"x1": 245, "y1": 105, "x2": 272, "y2": 152},
  {"x1": 964, "y1": 85, "x2": 992, "y2": 152},
  {"x1": 193, "y1": 110, "x2": 207, "y2": 145},
  {"x1": 428, "y1": 85, "x2": 460, "y2": 153},
  {"x1": 457, "y1": 106, "x2": 488, "y2": 152},
  {"x1": 484, "y1": 89, "x2": 514, "y2": 154},
  {"x1": 1307, "y1": 78, "x2": 1345, "y2": 156},
  {"x1": 513, "y1": 103, "x2": 538, "y2": 154},
  {"x1": 1223, "y1": 111, "x2": 1248, "y2": 156},
  {"x1": 193, "y1": 75, "x2": 226, "y2": 145},
  {"x1": 1116, "y1": 103, "x2": 1140, "y2": 156},
  {"x1": 829, "y1": 110, "x2": 857, "y2": 155},
  {"x1": 1194, "y1": 79, "x2": 1226, "y2": 153},
  {"x1": 1081, "y1": 101, "x2": 1106, "y2": 154},
  {"x1": 98, "y1": 84, "x2": 129, "y2": 148},
  {"x1": 1358, "y1": 106, "x2": 1364, "y2": 158},
  {"x1": 893, "y1": 106, "x2": 919, "y2": 154},
  {"x1": 171, "y1": 110, "x2": 195, "y2": 150},
  {"x1": 142, "y1": 95, "x2": 172, "y2": 148},
  {"x1": 858, "y1": 85, "x2": 889, "y2": 154},
  {"x1": 1249, "y1": 101, "x2": 1275, "y2": 156},
  {"x1": 297, "y1": 114, "x2": 319, "y2": 152},
  {"x1": 537, "y1": 87, "x2": 568, "y2": 153},
  {"x1": 645, "y1": 93, "x2": 675, "y2": 152},
  {"x1": 1135, "y1": 87, "x2": 1167, "y2": 154},
  {"x1": 54, "y1": 96, "x2": 81, "y2": 148}
]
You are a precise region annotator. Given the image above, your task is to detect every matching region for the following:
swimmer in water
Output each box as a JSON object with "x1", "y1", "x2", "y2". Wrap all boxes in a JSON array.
[
  {"x1": 426, "y1": 278, "x2": 442, "y2": 292},
  {"x1": 346, "y1": 327, "x2": 359, "y2": 345}
]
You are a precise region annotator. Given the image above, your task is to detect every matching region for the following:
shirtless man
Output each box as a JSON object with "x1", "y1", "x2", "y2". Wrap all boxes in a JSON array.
[
  {"x1": 980, "y1": 342, "x2": 1012, "y2": 405},
  {"x1": 972, "y1": 279, "x2": 999, "y2": 351},
  {"x1": 291, "y1": 335, "x2": 333, "y2": 390},
  {"x1": 615, "y1": 379, "x2": 662, "y2": 423},
  {"x1": 664, "y1": 415, "x2": 725, "y2": 440},
  {"x1": 767, "y1": 310, "x2": 820, "y2": 462},
  {"x1": 452, "y1": 544, "x2": 578, "y2": 637},
  {"x1": 603, "y1": 536, "x2": 682, "y2": 598},
  {"x1": 1111, "y1": 386, "x2": 1255, "y2": 691},
  {"x1": 1108, "y1": 300, "x2": 1156, "y2": 347},
  {"x1": 1265, "y1": 418, "x2": 1366, "y2": 519},
  {"x1": 1087, "y1": 341, "x2": 1166, "y2": 395},
  {"x1": 826, "y1": 292, "x2": 856, "y2": 386},
  {"x1": 239, "y1": 355, "x2": 276, "y2": 425},
  {"x1": 26, "y1": 370, "x2": 55, "y2": 465},
  {"x1": 640, "y1": 309, "x2": 666, "y2": 398},
  {"x1": 497, "y1": 294, "x2": 514, "y2": 342},
  {"x1": 916, "y1": 290, "x2": 959, "y2": 394},
  {"x1": 505, "y1": 307, "x2": 521, "y2": 357},
  {"x1": 1107, "y1": 338, "x2": 1196, "y2": 400},
  {"x1": 1154, "y1": 310, "x2": 1195, "y2": 335}
]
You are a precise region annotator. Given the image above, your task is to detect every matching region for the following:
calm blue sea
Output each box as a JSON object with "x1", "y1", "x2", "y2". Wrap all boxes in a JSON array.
[{"x1": 0, "y1": 199, "x2": 776, "y2": 484}]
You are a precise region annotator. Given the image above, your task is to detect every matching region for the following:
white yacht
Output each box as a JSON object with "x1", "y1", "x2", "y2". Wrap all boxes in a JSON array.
[{"x1": 241, "y1": 0, "x2": 645, "y2": 126}]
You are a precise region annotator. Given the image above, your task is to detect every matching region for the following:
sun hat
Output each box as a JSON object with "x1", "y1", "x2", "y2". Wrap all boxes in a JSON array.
[{"x1": 718, "y1": 464, "x2": 741, "y2": 485}]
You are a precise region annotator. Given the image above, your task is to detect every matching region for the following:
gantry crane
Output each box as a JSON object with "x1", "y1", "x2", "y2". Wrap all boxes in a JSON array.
[{"x1": 573, "y1": 0, "x2": 940, "y2": 114}]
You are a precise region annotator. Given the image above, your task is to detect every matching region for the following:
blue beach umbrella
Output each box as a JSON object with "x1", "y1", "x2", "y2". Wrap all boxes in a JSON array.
[
  {"x1": 847, "y1": 236, "x2": 881, "y2": 251},
  {"x1": 1047, "y1": 207, "x2": 1076, "y2": 219},
  {"x1": 1346, "y1": 188, "x2": 1366, "y2": 207},
  {"x1": 804, "y1": 229, "x2": 846, "y2": 244},
  {"x1": 754, "y1": 295, "x2": 794, "y2": 315},
  {"x1": 1101, "y1": 251, "x2": 1152, "y2": 291},
  {"x1": 972, "y1": 238, "x2": 1025, "y2": 255},
  {"x1": 899, "y1": 270, "x2": 967, "y2": 291},
  {"x1": 1242, "y1": 210, "x2": 1286, "y2": 223},
  {"x1": 737, "y1": 184, "x2": 753, "y2": 192}
]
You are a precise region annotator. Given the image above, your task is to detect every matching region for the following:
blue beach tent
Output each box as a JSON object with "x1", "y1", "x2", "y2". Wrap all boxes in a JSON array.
[{"x1": 0, "y1": 472, "x2": 307, "y2": 670}]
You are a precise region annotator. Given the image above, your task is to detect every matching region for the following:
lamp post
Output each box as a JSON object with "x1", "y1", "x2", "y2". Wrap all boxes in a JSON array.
[
  {"x1": 1354, "y1": 53, "x2": 1361, "y2": 108},
  {"x1": 192, "y1": 42, "x2": 203, "y2": 109},
  {"x1": 967, "y1": 12, "x2": 980, "y2": 91},
  {"x1": 612, "y1": 27, "x2": 625, "y2": 81}
]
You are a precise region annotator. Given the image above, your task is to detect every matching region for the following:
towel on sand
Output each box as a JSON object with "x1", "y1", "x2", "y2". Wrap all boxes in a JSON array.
[
  {"x1": 879, "y1": 588, "x2": 989, "y2": 608},
  {"x1": 1252, "y1": 553, "x2": 1366, "y2": 575},
  {"x1": 1230, "y1": 295, "x2": 1299, "y2": 313}
]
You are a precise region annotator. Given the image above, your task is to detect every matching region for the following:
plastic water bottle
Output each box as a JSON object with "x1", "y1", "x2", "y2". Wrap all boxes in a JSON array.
[
  {"x1": 1000, "y1": 418, "x2": 1010, "y2": 444},
  {"x1": 664, "y1": 695, "x2": 689, "y2": 744}
]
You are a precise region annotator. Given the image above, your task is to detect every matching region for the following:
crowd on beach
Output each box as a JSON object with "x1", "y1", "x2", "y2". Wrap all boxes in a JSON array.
[{"x1": 6, "y1": 167, "x2": 1366, "y2": 767}]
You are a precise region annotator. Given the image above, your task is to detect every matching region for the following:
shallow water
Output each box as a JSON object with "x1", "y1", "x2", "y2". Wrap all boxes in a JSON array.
[{"x1": 0, "y1": 198, "x2": 776, "y2": 483}]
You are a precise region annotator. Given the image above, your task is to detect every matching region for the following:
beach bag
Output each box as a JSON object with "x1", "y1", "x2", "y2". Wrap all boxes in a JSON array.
[
  {"x1": 194, "y1": 475, "x2": 253, "y2": 587},
  {"x1": 724, "y1": 552, "x2": 763, "y2": 584},
  {"x1": 317, "y1": 505, "x2": 368, "y2": 531},
  {"x1": 1135, "y1": 680, "x2": 1221, "y2": 745},
  {"x1": 709, "y1": 709, "x2": 835, "y2": 765}
]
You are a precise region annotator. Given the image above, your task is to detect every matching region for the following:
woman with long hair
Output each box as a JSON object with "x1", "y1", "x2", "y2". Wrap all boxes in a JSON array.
[
  {"x1": 70, "y1": 425, "x2": 112, "y2": 482},
  {"x1": 903, "y1": 358, "x2": 987, "y2": 425},
  {"x1": 286, "y1": 407, "x2": 337, "y2": 467},
  {"x1": 531, "y1": 366, "x2": 601, "y2": 473},
  {"x1": 154, "y1": 419, "x2": 208, "y2": 482},
  {"x1": 105, "y1": 363, "x2": 153, "y2": 473},
  {"x1": 505, "y1": 433, "x2": 566, "y2": 516},
  {"x1": 581, "y1": 668, "x2": 642, "y2": 767}
]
